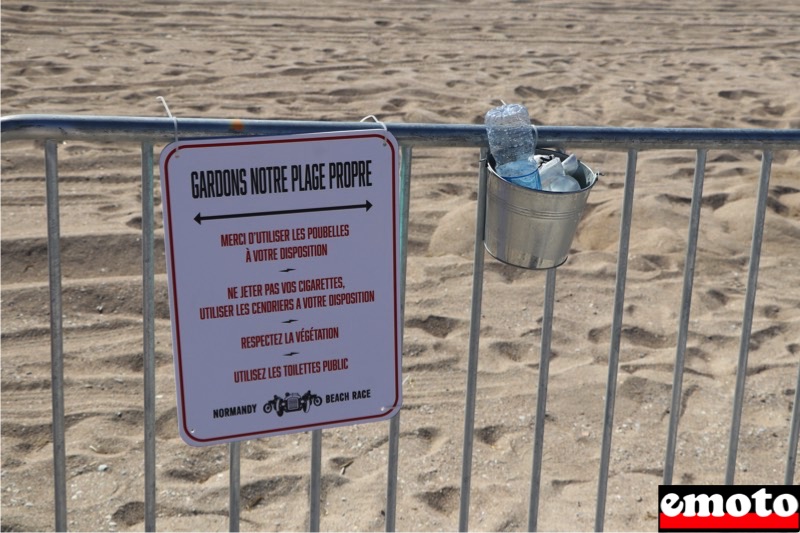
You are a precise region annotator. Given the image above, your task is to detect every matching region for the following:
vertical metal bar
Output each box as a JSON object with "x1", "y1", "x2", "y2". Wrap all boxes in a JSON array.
[
  {"x1": 45, "y1": 140, "x2": 68, "y2": 532},
  {"x1": 385, "y1": 145, "x2": 412, "y2": 532},
  {"x1": 528, "y1": 267, "x2": 557, "y2": 532},
  {"x1": 663, "y1": 149, "x2": 707, "y2": 485},
  {"x1": 141, "y1": 142, "x2": 157, "y2": 531},
  {"x1": 785, "y1": 361, "x2": 800, "y2": 485},
  {"x1": 309, "y1": 429, "x2": 322, "y2": 532},
  {"x1": 595, "y1": 149, "x2": 637, "y2": 532},
  {"x1": 386, "y1": 412, "x2": 401, "y2": 532},
  {"x1": 725, "y1": 150, "x2": 773, "y2": 484},
  {"x1": 458, "y1": 148, "x2": 489, "y2": 532},
  {"x1": 229, "y1": 442, "x2": 240, "y2": 532}
]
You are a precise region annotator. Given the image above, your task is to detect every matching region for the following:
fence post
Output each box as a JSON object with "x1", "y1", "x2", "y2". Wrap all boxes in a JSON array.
[
  {"x1": 458, "y1": 148, "x2": 489, "y2": 532},
  {"x1": 45, "y1": 139, "x2": 68, "y2": 531},
  {"x1": 309, "y1": 430, "x2": 323, "y2": 531},
  {"x1": 141, "y1": 142, "x2": 158, "y2": 532},
  {"x1": 725, "y1": 150, "x2": 773, "y2": 484},
  {"x1": 229, "y1": 442, "x2": 240, "y2": 531},
  {"x1": 786, "y1": 363, "x2": 800, "y2": 484},
  {"x1": 385, "y1": 145, "x2": 413, "y2": 532},
  {"x1": 663, "y1": 148, "x2": 707, "y2": 485},
  {"x1": 595, "y1": 149, "x2": 637, "y2": 532},
  {"x1": 527, "y1": 268, "x2": 557, "y2": 531}
]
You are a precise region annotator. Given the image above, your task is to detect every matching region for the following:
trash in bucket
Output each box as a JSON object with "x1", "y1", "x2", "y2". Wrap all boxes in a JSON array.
[
  {"x1": 483, "y1": 149, "x2": 598, "y2": 270},
  {"x1": 535, "y1": 153, "x2": 582, "y2": 192}
]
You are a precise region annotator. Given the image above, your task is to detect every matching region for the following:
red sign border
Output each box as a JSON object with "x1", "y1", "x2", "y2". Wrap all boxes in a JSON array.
[{"x1": 161, "y1": 131, "x2": 401, "y2": 444}]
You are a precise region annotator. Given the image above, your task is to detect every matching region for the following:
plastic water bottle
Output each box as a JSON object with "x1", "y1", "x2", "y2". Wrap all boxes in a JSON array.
[{"x1": 485, "y1": 103, "x2": 541, "y2": 190}]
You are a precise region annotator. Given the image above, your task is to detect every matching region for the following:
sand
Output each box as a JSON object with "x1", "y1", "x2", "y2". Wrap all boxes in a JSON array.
[{"x1": 2, "y1": 0, "x2": 800, "y2": 531}]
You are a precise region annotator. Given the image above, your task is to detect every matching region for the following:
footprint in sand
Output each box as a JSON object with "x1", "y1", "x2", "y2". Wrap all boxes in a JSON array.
[
  {"x1": 112, "y1": 502, "x2": 146, "y2": 527},
  {"x1": 237, "y1": 477, "x2": 305, "y2": 509},
  {"x1": 406, "y1": 314, "x2": 462, "y2": 338},
  {"x1": 164, "y1": 447, "x2": 228, "y2": 483},
  {"x1": 475, "y1": 424, "x2": 507, "y2": 446},
  {"x1": 415, "y1": 485, "x2": 460, "y2": 514},
  {"x1": 587, "y1": 324, "x2": 673, "y2": 349},
  {"x1": 489, "y1": 340, "x2": 528, "y2": 362},
  {"x1": 618, "y1": 375, "x2": 671, "y2": 404}
]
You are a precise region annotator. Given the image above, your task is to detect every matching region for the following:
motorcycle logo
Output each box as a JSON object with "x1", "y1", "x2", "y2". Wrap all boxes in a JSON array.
[{"x1": 263, "y1": 390, "x2": 323, "y2": 417}]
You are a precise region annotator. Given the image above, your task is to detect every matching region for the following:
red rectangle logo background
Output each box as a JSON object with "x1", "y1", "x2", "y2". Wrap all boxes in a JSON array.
[{"x1": 658, "y1": 485, "x2": 800, "y2": 532}]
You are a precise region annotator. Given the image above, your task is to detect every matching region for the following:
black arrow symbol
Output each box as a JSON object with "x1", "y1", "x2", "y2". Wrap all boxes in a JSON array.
[
  {"x1": 194, "y1": 200, "x2": 372, "y2": 224},
  {"x1": 280, "y1": 268, "x2": 295, "y2": 273},
  {"x1": 283, "y1": 351, "x2": 299, "y2": 357},
  {"x1": 282, "y1": 319, "x2": 298, "y2": 324}
]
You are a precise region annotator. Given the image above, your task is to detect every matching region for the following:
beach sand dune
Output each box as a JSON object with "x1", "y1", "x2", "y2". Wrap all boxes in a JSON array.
[{"x1": 2, "y1": 1, "x2": 799, "y2": 531}]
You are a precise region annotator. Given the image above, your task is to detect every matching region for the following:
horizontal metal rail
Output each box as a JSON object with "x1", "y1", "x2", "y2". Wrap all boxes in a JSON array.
[{"x1": 3, "y1": 114, "x2": 800, "y2": 149}]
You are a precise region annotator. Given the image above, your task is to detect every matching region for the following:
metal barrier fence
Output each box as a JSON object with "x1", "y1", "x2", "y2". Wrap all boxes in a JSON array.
[{"x1": 2, "y1": 114, "x2": 800, "y2": 532}]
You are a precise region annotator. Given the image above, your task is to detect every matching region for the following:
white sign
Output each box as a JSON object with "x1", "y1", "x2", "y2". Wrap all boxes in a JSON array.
[{"x1": 159, "y1": 130, "x2": 402, "y2": 446}]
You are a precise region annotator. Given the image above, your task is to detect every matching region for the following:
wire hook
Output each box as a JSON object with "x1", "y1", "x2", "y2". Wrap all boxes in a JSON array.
[
  {"x1": 157, "y1": 96, "x2": 180, "y2": 154},
  {"x1": 360, "y1": 115, "x2": 388, "y2": 146}
]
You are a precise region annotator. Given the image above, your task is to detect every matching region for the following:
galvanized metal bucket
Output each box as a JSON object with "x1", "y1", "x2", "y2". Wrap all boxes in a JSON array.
[{"x1": 484, "y1": 150, "x2": 598, "y2": 270}]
